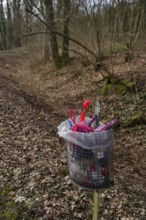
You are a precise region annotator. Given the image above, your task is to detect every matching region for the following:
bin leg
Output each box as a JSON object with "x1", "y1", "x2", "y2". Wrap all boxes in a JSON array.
[{"x1": 93, "y1": 191, "x2": 99, "y2": 220}]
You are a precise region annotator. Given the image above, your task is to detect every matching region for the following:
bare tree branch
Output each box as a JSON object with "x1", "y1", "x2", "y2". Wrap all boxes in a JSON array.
[{"x1": 24, "y1": 4, "x2": 98, "y2": 59}]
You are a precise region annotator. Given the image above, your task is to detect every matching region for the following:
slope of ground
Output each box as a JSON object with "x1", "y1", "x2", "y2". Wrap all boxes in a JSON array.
[{"x1": 0, "y1": 47, "x2": 146, "y2": 220}]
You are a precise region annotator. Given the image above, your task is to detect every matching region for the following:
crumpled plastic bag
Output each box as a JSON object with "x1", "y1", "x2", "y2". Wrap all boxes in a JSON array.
[{"x1": 57, "y1": 117, "x2": 113, "y2": 149}]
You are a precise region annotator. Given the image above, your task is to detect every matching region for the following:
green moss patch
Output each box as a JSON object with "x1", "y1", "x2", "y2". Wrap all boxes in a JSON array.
[{"x1": 99, "y1": 76, "x2": 135, "y2": 95}]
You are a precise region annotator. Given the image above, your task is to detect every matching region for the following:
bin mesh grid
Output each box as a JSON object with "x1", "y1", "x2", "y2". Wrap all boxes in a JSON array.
[{"x1": 67, "y1": 142, "x2": 114, "y2": 191}]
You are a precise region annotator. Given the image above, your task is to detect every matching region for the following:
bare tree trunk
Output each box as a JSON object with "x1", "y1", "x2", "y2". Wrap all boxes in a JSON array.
[
  {"x1": 126, "y1": 1, "x2": 143, "y2": 62},
  {"x1": 0, "y1": 0, "x2": 7, "y2": 50},
  {"x1": 6, "y1": 0, "x2": 13, "y2": 48},
  {"x1": 56, "y1": 0, "x2": 62, "y2": 23},
  {"x1": 24, "y1": 0, "x2": 33, "y2": 44},
  {"x1": 42, "y1": 0, "x2": 50, "y2": 62},
  {"x1": 44, "y1": 0, "x2": 60, "y2": 68},
  {"x1": 13, "y1": 0, "x2": 21, "y2": 47},
  {"x1": 61, "y1": 0, "x2": 70, "y2": 65}
]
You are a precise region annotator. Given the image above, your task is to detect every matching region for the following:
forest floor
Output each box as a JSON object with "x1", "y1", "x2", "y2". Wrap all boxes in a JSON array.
[{"x1": 0, "y1": 46, "x2": 146, "y2": 220}]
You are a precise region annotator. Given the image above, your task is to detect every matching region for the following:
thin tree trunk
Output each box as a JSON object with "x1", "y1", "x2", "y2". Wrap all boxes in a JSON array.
[
  {"x1": 0, "y1": 0, "x2": 7, "y2": 50},
  {"x1": 43, "y1": 0, "x2": 50, "y2": 62},
  {"x1": 13, "y1": 0, "x2": 21, "y2": 47},
  {"x1": 7, "y1": 0, "x2": 13, "y2": 48},
  {"x1": 44, "y1": 0, "x2": 60, "y2": 68},
  {"x1": 126, "y1": 1, "x2": 143, "y2": 62},
  {"x1": 61, "y1": 0, "x2": 70, "y2": 64}
]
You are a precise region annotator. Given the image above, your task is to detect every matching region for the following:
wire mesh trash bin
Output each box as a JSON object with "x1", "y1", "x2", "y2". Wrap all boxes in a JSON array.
[
  {"x1": 67, "y1": 131, "x2": 114, "y2": 190},
  {"x1": 58, "y1": 119, "x2": 114, "y2": 191}
]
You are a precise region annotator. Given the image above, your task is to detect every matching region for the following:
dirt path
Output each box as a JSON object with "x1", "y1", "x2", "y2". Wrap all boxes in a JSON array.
[
  {"x1": 0, "y1": 49, "x2": 71, "y2": 219},
  {"x1": 0, "y1": 48, "x2": 146, "y2": 219}
]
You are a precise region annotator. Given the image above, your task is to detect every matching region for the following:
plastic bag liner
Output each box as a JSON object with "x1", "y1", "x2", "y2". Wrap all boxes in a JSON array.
[
  {"x1": 57, "y1": 118, "x2": 113, "y2": 149},
  {"x1": 57, "y1": 118, "x2": 114, "y2": 190}
]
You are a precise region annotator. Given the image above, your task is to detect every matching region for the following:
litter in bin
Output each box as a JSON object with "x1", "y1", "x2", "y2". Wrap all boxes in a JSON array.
[{"x1": 58, "y1": 100, "x2": 116, "y2": 190}]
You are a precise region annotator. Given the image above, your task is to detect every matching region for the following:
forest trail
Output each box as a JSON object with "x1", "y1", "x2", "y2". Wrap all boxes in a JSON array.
[{"x1": 0, "y1": 47, "x2": 146, "y2": 219}]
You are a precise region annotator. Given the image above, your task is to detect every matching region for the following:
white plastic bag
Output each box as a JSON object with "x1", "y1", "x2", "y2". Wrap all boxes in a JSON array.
[{"x1": 57, "y1": 118, "x2": 113, "y2": 149}]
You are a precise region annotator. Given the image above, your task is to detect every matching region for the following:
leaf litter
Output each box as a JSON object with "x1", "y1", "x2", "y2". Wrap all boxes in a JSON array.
[{"x1": 0, "y1": 48, "x2": 146, "y2": 219}]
